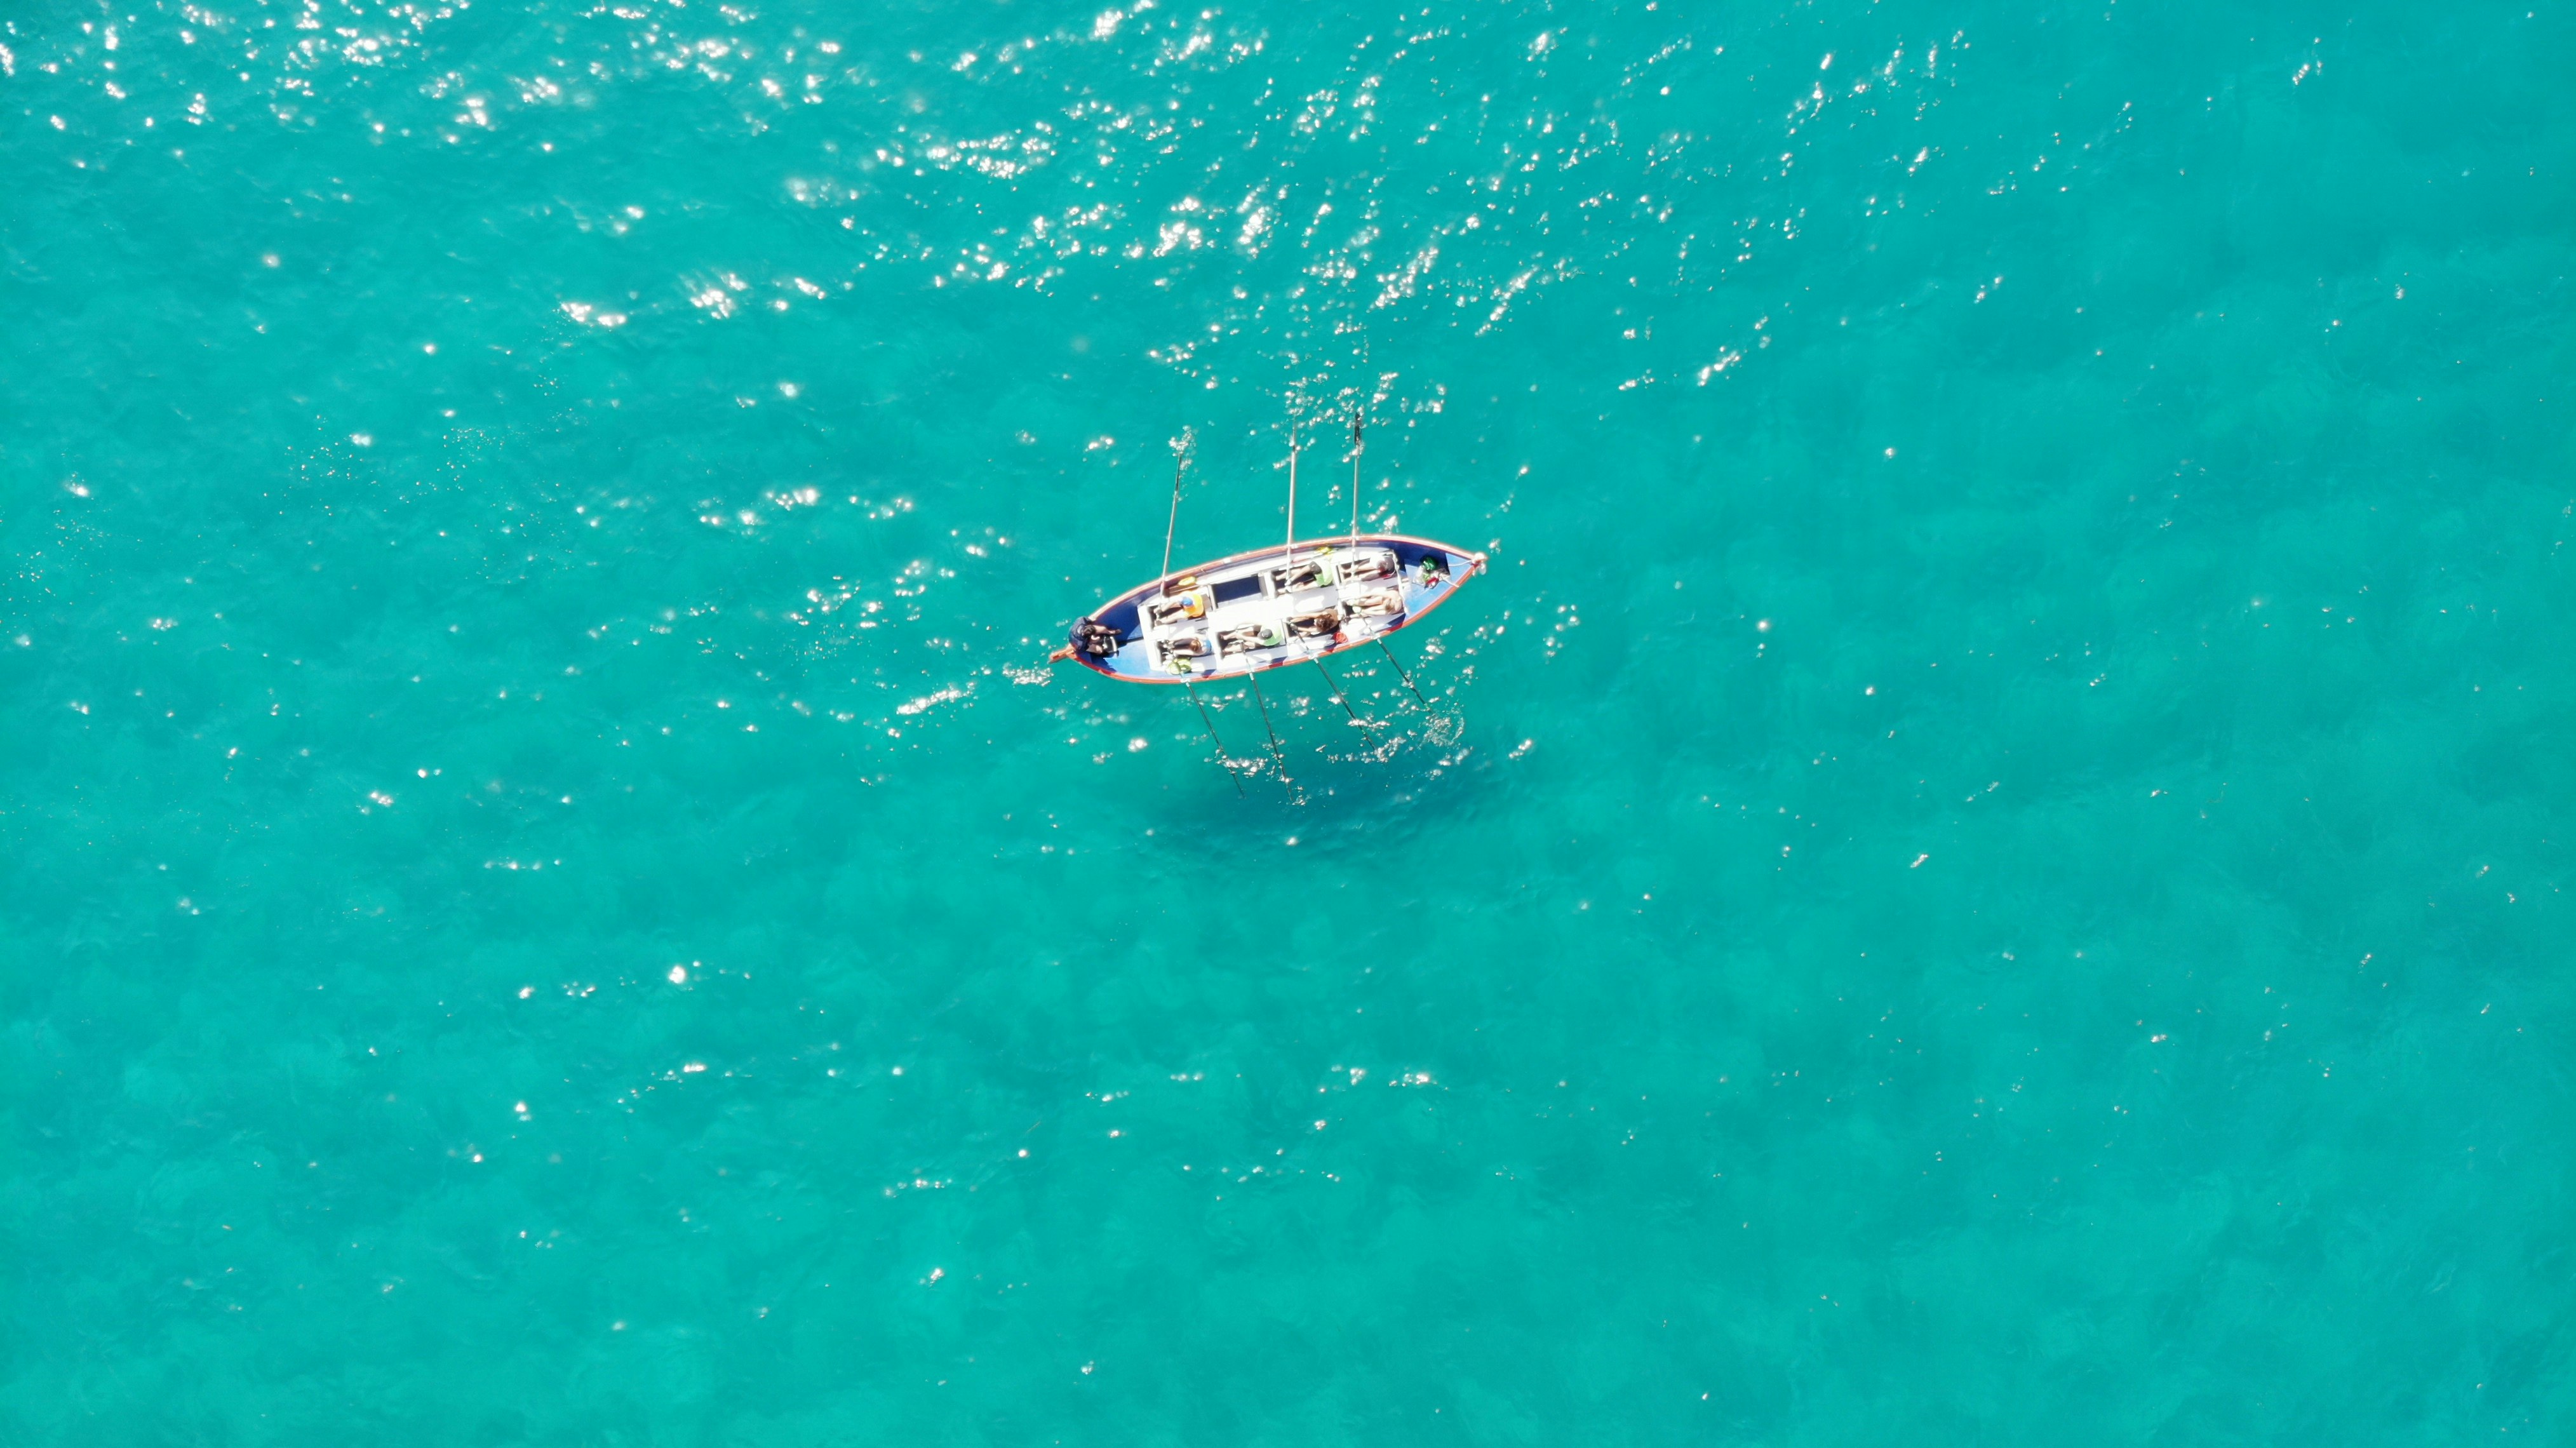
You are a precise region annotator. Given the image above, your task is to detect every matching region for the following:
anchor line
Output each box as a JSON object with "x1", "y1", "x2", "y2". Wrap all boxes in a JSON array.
[
  {"x1": 1377, "y1": 637, "x2": 1433, "y2": 710},
  {"x1": 1184, "y1": 681, "x2": 1244, "y2": 798},
  {"x1": 1247, "y1": 671, "x2": 1293, "y2": 790}
]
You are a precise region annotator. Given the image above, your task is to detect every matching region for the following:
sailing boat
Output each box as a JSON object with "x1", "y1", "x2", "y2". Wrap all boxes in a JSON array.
[{"x1": 1050, "y1": 415, "x2": 1488, "y2": 686}]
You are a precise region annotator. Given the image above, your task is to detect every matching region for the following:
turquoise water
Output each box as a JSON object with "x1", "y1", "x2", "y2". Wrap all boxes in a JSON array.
[{"x1": 6, "y1": 0, "x2": 2572, "y2": 1439}]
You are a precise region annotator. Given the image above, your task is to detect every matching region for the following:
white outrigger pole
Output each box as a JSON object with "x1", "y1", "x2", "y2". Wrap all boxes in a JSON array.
[
  {"x1": 1160, "y1": 430, "x2": 1188, "y2": 582},
  {"x1": 1350, "y1": 401, "x2": 1364, "y2": 545}
]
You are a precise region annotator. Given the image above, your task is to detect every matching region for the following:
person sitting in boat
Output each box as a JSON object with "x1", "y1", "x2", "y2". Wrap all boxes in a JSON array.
[
  {"x1": 1217, "y1": 622, "x2": 1284, "y2": 655},
  {"x1": 1338, "y1": 551, "x2": 1397, "y2": 584},
  {"x1": 1075, "y1": 620, "x2": 1125, "y2": 656},
  {"x1": 1047, "y1": 619, "x2": 1124, "y2": 663},
  {"x1": 1164, "y1": 628, "x2": 1211, "y2": 669},
  {"x1": 1145, "y1": 587, "x2": 1209, "y2": 627},
  {"x1": 1272, "y1": 560, "x2": 1327, "y2": 593},
  {"x1": 1285, "y1": 606, "x2": 1341, "y2": 639},
  {"x1": 1348, "y1": 587, "x2": 1404, "y2": 618},
  {"x1": 1416, "y1": 553, "x2": 1449, "y2": 584}
]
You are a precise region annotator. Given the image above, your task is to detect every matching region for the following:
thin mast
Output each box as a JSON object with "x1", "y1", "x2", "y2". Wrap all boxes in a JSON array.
[
  {"x1": 1349, "y1": 403, "x2": 1364, "y2": 546},
  {"x1": 1160, "y1": 434, "x2": 1188, "y2": 581},
  {"x1": 1284, "y1": 424, "x2": 1298, "y2": 561}
]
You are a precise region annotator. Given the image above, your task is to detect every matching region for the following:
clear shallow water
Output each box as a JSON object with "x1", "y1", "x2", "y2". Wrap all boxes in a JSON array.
[{"x1": 4, "y1": 0, "x2": 2571, "y2": 1440}]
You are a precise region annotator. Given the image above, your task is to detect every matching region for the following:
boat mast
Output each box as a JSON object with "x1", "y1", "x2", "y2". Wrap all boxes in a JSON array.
[
  {"x1": 1160, "y1": 431, "x2": 1188, "y2": 582},
  {"x1": 1349, "y1": 401, "x2": 1364, "y2": 546},
  {"x1": 1284, "y1": 423, "x2": 1298, "y2": 561}
]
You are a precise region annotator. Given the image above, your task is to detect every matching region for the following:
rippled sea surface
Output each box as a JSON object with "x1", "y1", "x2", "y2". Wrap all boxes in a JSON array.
[{"x1": 6, "y1": 0, "x2": 2572, "y2": 1440}]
